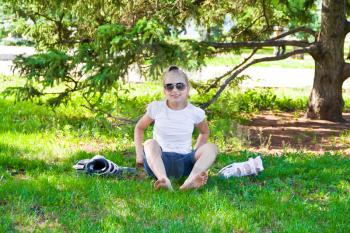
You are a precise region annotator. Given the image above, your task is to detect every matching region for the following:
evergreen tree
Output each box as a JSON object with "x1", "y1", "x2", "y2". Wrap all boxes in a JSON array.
[{"x1": 3, "y1": 0, "x2": 349, "y2": 121}]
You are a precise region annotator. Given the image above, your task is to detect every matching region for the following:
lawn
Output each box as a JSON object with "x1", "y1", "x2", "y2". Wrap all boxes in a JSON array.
[{"x1": 0, "y1": 74, "x2": 350, "y2": 232}]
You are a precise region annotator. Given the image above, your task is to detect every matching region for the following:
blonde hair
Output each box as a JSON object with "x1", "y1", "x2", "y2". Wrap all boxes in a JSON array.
[{"x1": 162, "y1": 65, "x2": 189, "y2": 85}]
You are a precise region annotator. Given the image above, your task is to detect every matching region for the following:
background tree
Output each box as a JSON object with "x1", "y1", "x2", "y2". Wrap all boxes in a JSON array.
[
  {"x1": 2, "y1": 0, "x2": 215, "y2": 107},
  {"x1": 306, "y1": 0, "x2": 349, "y2": 121},
  {"x1": 2, "y1": 0, "x2": 350, "y2": 122}
]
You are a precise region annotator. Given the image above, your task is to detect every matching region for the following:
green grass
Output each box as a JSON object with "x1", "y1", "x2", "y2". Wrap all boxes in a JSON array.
[{"x1": 0, "y1": 75, "x2": 350, "y2": 232}]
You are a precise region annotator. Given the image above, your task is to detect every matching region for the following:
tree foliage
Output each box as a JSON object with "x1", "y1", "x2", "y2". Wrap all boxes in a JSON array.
[{"x1": 1, "y1": 0, "x2": 323, "y2": 112}]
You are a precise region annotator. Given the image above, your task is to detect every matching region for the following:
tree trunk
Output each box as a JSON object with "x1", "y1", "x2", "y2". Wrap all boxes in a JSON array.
[
  {"x1": 307, "y1": 0, "x2": 346, "y2": 122},
  {"x1": 307, "y1": 68, "x2": 344, "y2": 121}
]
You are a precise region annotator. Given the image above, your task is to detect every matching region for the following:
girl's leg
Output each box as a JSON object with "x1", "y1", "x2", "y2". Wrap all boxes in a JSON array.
[
  {"x1": 180, "y1": 143, "x2": 218, "y2": 190},
  {"x1": 144, "y1": 139, "x2": 173, "y2": 190}
]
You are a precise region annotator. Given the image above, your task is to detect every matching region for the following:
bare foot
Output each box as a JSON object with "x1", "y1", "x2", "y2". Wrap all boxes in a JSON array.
[
  {"x1": 179, "y1": 171, "x2": 208, "y2": 190},
  {"x1": 154, "y1": 178, "x2": 173, "y2": 191}
]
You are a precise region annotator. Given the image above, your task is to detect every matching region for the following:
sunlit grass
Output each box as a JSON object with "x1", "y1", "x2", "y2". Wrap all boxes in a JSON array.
[{"x1": 0, "y1": 75, "x2": 350, "y2": 232}]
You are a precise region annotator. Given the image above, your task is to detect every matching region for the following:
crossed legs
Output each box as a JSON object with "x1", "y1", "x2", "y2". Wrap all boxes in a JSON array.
[{"x1": 144, "y1": 139, "x2": 218, "y2": 190}]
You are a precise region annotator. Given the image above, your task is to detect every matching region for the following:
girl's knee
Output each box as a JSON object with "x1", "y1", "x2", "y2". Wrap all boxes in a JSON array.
[
  {"x1": 202, "y1": 143, "x2": 219, "y2": 155},
  {"x1": 144, "y1": 139, "x2": 161, "y2": 160},
  {"x1": 195, "y1": 143, "x2": 219, "y2": 160},
  {"x1": 144, "y1": 139, "x2": 159, "y2": 149}
]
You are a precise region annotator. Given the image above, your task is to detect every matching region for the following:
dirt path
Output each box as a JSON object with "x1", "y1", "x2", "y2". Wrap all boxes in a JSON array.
[{"x1": 240, "y1": 111, "x2": 350, "y2": 155}]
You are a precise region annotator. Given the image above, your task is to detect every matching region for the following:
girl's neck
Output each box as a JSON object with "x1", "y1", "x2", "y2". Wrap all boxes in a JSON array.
[{"x1": 166, "y1": 100, "x2": 188, "y2": 110}]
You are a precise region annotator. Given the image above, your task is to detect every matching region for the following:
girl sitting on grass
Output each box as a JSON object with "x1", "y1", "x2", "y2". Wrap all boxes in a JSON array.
[{"x1": 134, "y1": 65, "x2": 218, "y2": 190}]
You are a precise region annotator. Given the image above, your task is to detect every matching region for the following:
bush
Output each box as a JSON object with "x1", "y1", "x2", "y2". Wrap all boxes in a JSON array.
[{"x1": 201, "y1": 88, "x2": 307, "y2": 121}]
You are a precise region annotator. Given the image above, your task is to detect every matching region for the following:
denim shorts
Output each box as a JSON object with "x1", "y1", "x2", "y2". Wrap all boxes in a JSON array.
[{"x1": 143, "y1": 150, "x2": 196, "y2": 178}]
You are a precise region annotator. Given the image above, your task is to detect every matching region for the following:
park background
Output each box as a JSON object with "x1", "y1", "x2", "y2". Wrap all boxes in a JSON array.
[{"x1": 0, "y1": 1, "x2": 350, "y2": 232}]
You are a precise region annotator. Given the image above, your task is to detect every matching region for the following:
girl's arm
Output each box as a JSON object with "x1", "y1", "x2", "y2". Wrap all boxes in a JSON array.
[
  {"x1": 134, "y1": 114, "x2": 154, "y2": 166},
  {"x1": 194, "y1": 120, "x2": 210, "y2": 150}
]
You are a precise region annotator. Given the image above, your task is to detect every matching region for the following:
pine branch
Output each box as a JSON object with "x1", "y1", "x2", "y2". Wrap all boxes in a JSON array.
[
  {"x1": 268, "y1": 27, "x2": 317, "y2": 41},
  {"x1": 82, "y1": 96, "x2": 138, "y2": 126},
  {"x1": 204, "y1": 40, "x2": 312, "y2": 49},
  {"x1": 201, "y1": 26, "x2": 317, "y2": 50},
  {"x1": 200, "y1": 47, "x2": 312, "y2": 109},
  {"x1": 200, "y1": 47, "x2": 259, "y2": 93}
]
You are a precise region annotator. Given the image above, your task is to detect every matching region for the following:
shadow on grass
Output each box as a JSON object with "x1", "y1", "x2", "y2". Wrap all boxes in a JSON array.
[
  {"x1": 0, "y1": 140, "x2": 138, "y2": 178},
  {"x1": 213, "y1": 151, "x2": 350, "y2": 191},
  {"x1": 0, "y1": 144, "x2": 145, "y2": 232},
  {"x1": 207, "y1": 151, "x2": 350, "y2": 232},
  {"x1": 62, "y1": 148, "x2": 136, "y2": 169},
  {"x1": 0, "y1": 142, "x2": 50, "y2": 172},
  {"x1": 0, "y1": 98, "x2": 135, "y2": 138},
  {"x1": 1, "y1": 142, "x2": 350, "y2": 232}
]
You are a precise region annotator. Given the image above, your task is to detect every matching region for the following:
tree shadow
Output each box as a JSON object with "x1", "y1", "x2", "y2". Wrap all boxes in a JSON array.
[
  {"x1": 205, "y1": 152, "x2": 350, "y2": 231},
  {"x1": 213, "y1": 151, "x2": 350, "y2": 187},
  {"x1": 0, "y1": 142, "x2": 51, "y2": 172},
  {"x1": 0, "y1": 142, "x2": 208, "y2": 232},
  {"x1": 239, "y1": 111, "x2": 350, "y2": 153},
  {"x1": 0, "y1": 98, "x2": 135, "y2": 138},
  {"x1": 1, "y1": 143, "x2": 349, "y2": 232},
  {"x1": 0, "y1": 143, "x2": 145, "y2": 231}
]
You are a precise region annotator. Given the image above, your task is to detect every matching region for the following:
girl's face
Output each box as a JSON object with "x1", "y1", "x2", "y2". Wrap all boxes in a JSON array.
[{"x1": 163, "y1": 74, "x2": 189, "y2": 105}]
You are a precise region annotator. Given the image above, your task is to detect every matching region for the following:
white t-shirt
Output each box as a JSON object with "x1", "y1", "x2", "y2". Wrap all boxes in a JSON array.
[{"x1": 146, "y1": 100, "x2": 205, "y2": 154}]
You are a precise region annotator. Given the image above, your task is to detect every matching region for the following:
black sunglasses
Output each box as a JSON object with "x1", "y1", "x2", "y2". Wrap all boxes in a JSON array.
[{"x1": 164, "y1": 82, "x2": 186, "y2": 91}]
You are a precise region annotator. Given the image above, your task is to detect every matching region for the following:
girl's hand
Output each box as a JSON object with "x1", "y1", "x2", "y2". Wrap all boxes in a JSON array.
[{"x1": 136, "y1": 156, "x2": 144, "y2": 167}]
